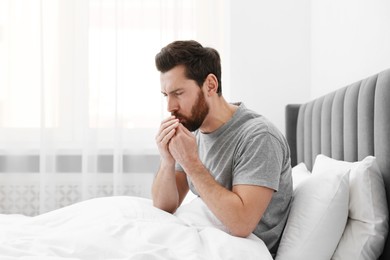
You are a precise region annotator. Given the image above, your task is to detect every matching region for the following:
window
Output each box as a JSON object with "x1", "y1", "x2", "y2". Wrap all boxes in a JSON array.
[{"x1": 0, "y1": 0, "x2": 228, "y2": 214}]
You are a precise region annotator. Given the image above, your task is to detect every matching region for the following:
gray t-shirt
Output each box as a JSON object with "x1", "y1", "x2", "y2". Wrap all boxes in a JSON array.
[{"x1": 176, "y1": 103, "x2": 292, "y2": 255}]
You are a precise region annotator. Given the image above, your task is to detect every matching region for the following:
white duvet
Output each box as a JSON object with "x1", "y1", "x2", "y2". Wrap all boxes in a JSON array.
[{"x1": 0, "y1": 196, "x2": 272, "y2": 260}]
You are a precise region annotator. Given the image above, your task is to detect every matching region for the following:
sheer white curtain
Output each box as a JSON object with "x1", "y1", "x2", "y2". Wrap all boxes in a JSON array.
[{"x1": 0, "y1": 0, "x2": 228, "y2": 215}]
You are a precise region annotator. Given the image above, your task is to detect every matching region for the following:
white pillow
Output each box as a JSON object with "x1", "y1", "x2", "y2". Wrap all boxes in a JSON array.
[
  {"x1": 291, "y1": 162, "x2": 311, "y2": 190},
  {"x1": 330, "y1": 156, "x2": 389, "y2": 260},
  {"x1": 276, "y1": 155, "x2": 350, "y2": 260}
]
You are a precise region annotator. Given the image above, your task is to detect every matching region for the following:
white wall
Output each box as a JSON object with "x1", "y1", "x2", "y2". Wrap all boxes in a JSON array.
[
  {"x1": 228, "y1": 0, "x2": 310, "y2": 133},
  {"x1": 310, "y1": 0, "x2": 390, "y2": 98},
  {"x1": 228, "y1": 0, "x2": 390, "y2": 133}
]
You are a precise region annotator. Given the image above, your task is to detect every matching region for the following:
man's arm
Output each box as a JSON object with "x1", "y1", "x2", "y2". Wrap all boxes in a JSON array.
[
  {"x1": 169, "y1": 124, "x2": 274, "y2": 237},
  {"x1": 152, "y1": 116, "x2": 189, "y2": 213},
  {"x1": 152, "y1": 165, "x2": 189, "y2": 213},
  {"x1": 183, "y1": 160, "x2": 273, "y2": 237}
]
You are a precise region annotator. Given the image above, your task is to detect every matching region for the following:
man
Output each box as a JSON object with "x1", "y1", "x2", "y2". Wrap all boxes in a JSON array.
[{"x1": 151, "y1": 40, "x2": 292, "y2": 256}]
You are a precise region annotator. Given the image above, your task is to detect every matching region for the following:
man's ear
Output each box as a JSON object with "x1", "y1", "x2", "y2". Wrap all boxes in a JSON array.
[{"x1": 204, "y1": 73, "x2": 219, "y2": 96}]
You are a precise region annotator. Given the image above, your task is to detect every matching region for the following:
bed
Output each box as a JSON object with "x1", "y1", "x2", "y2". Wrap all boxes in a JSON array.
[
  {"x1": 0, "y1": 195, "x2": 273, "y2": 260},
  {"x1": 282, "y1": 68, "x2": 390, "y2": 260},
  {"x1": 1, "y1": 197, "x2": 264, "y2": 260}
]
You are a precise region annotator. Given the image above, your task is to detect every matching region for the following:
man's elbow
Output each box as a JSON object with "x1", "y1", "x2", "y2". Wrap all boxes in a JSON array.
[
  {"x1": 229, "y1": 225, "x2": 255, "y2": 238},
  {"x1": 152, "y1": 200, "x2": 178, "y2": 214}
]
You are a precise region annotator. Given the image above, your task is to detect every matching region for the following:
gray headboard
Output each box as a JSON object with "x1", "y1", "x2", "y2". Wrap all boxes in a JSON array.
[{"x1": 285, "y1": 68, "x2": 390, "y2": 259}]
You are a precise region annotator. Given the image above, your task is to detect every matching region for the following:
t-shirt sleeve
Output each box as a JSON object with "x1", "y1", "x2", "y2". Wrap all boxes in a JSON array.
[{"x1": 232, "y1": 132, "x2": 283, "y2": 191}]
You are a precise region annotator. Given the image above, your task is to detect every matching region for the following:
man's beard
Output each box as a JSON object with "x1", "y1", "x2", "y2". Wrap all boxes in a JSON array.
[{"x1": 172, "y1": 90, "x2": 209, "y2": 132}]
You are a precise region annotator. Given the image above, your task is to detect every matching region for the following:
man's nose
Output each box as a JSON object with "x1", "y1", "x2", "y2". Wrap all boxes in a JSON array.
[{"x1": 167, "y1": 96, "x2": 178, "y2": 113}]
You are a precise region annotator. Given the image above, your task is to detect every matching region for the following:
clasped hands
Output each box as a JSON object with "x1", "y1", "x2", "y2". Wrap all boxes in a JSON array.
[{"x1": 156, "y1": 116, "x2": 199, "y2": 169}]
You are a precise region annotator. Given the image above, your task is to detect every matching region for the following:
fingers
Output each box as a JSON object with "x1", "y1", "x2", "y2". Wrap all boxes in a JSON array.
[
  {"x1": 156, "y1": 116, "x2": 179, "y2": 144},
  {"x1": 159, "y1": 116, "x2": 176, "y2": 133},
  {"x1": 160, "y1": 126, "x2": 177, "y2": 144},
  {"x1": 177, "y1": 123, "x2": 193, "y2": 137}
]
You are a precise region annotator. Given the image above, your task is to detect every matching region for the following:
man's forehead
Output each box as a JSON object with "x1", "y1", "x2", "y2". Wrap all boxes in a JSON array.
[{"x1": 160, "y1": 74, "x2": 197, "y2": 94}]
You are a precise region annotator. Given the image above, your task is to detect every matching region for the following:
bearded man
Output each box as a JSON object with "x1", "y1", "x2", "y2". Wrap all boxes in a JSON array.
[{"x1": 151, "y1": 40, "x2": 292, "y2": 257}]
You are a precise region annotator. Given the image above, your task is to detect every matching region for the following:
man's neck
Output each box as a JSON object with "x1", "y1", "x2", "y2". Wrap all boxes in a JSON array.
[{"x1": 199, "y1": 98, "x2": 238, "y2": 134}]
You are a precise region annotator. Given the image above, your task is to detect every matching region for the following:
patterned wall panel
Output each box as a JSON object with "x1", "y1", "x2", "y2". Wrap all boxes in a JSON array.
[{"x1": 0, "y1": 173, "x2": 154, "y2": 216}]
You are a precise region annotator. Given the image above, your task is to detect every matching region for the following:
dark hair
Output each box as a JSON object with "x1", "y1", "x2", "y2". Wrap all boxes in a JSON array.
[{"x1": 155, "y1": 40, "x2": 222, "y2": 96}]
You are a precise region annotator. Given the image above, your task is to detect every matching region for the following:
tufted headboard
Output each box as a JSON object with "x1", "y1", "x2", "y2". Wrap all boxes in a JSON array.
[{"x1": 285, "y1": 68, "x2": 390, "y2": 259}]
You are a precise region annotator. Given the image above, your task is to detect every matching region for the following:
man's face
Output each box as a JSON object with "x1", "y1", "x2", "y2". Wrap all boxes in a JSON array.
[{"x1": 160, "y1": 66, "x2": 209, "y2": 132}]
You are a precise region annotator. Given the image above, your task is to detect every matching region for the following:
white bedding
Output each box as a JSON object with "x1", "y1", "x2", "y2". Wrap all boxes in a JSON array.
[{"x1": 0, "y1": 196, "x2": 272, "y2": 260}]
